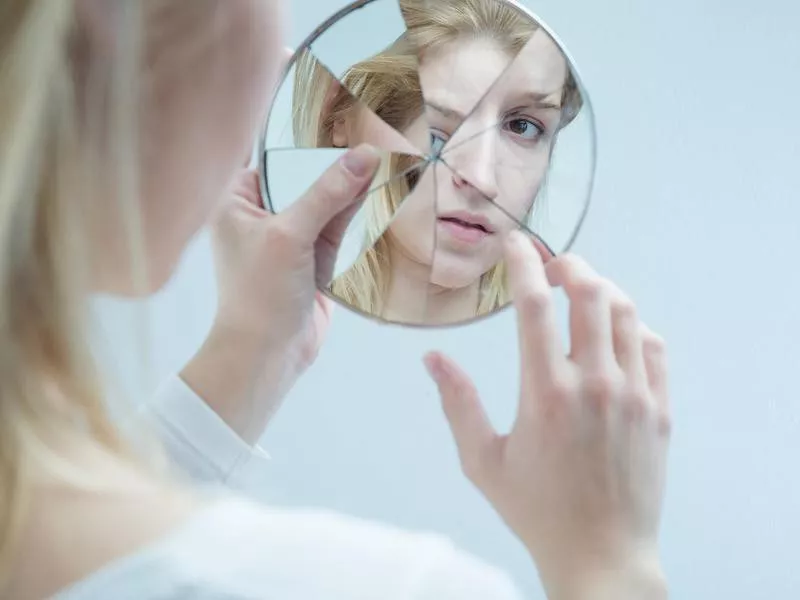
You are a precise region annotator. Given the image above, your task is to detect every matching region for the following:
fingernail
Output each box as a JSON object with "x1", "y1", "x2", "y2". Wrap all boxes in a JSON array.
[
  {"x1": 423, "y1": 354, "x2": 442, "y2": 379},
  {"x1": 340, "y1": 145, "x2": 379, "y2": 177}
]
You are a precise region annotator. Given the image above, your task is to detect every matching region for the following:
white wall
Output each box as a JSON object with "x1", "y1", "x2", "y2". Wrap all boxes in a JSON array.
[{"x1": 94, "y1": 0, "x2": 800, "y2": 597}]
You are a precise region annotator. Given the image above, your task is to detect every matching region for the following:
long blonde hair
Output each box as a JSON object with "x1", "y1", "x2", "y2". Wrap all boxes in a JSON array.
[
  {"x1": 0, "y1": 0, "x2": 145, "y2": 581},
  {"x1": 292, "y1": 0, "x2": 582, "y2": 318}
]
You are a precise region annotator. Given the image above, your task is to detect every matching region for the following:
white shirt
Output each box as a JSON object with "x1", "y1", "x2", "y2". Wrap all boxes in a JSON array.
[{"x1": 54, "y1": 377, "x2": 525, "y2": 599}]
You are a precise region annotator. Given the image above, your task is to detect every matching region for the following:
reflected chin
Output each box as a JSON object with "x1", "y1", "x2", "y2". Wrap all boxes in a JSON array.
[{"x1": 430, "y1": 254, "x2": 490, "y2": 291}]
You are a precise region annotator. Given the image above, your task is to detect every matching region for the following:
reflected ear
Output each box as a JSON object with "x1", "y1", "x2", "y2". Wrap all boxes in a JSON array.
[
  {"x1": 322, "y1": 77, "x2": 342, "y2": 114},
  {"x1": 322, "y1": 78, "x2": 348, "y2": 148},
  {"x1": 331, "y1": 117, "x2": 348, "y2": 148}
]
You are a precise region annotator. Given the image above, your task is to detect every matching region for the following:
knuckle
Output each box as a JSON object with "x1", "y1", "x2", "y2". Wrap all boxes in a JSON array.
[
  {"x1": 546, "y1": 374, "x2": 577, "y2": 404},
  {"x1": 571, "y1": 277, "x2": 604, "y2": 303},
  {"x1": 582, "y1": 371, "x2": 622, "y2": 410},
  {"x1": 642, "y1": 329, "x2": 667, "y2": 356},
  {"x1": 519, "y1": 289, "x2": 551, "y2": 318},
  {"x1": 612, "y1": 297, "x2": 638, "y2": 322},
  {"x1": 621, "y1": 386, "x2": 651, "y2": 423},
  {"x1": 656, "y1": 409, "x2": 673, "y2": 437}
]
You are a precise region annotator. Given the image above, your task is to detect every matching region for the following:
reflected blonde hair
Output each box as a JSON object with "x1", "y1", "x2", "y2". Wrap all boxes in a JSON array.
[
  {"x1": 0, "y1": 0, "x2": 146, "y2": 582},
  {"x1": 293, "y1": 0, "x2": 582, "y2": 317}
]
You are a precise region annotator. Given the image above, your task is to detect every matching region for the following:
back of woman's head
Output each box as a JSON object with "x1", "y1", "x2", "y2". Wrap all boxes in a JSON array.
[
  {"x1": 0, "y1": 0, "x2": 132, "y2": 578},
  {"x1": 0, "y1": 0, "x2": 283, "y2": 582},
  {"x1": 293, "y1": 0, "x2": 582, "y2": 317}
]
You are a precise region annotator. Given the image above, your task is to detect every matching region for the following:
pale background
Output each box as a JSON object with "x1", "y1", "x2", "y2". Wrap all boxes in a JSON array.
[{"x1": 93, "y1": 0, "x2": 800, "y2": 597}]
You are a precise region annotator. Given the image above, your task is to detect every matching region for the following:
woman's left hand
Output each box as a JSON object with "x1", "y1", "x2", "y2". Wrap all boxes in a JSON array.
[
  {"x1": 181, "y1": 146, "x2": 381, "y2": 443},
  {"x1": 210, "y1": 168, "x2": 336, "y2": 370}
]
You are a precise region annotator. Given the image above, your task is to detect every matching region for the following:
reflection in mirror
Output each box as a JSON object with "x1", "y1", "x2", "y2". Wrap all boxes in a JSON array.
[
  {"x1": 437, "y1": 28, "x2": 591, "y2": 257},
  {"x1": 427, "y1": 160, "x2": 554, "y2": 326},
  {"x1": 330, "y1": 162, "x2": 436, "y2": 324},
  {"x1": 260, "y1": 0, "x2": 595, "y2": 327},
  {"x1": 265, "y1": 148, "x2": 427, "y2": 280},
  {"x1": 400, "y1": 0, "x2": 540, "y2": 157},
  {"x1": 266, "y1": 50, "x2": 423, "y2": 155}
]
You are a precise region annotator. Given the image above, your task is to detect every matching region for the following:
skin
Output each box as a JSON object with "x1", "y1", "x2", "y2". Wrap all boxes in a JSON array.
[
  {"x1": 179, "y1": 20, "x2": 671, "y2": 600},
  {"x1": 11, "y1": 1, "x2": 289, "y2": 597},
  {"x1": 331, "y1": 31, "x2": 569, "y2": 323},
  {"x1": 425, "y1": 235, "x2": 671, "y2": 600},
  {"x1": 88, "y1": 0, "x2": 286, "y2": 295},
  {"x1": 10, "y1": 2, "x2": 670, "y2": 598}
]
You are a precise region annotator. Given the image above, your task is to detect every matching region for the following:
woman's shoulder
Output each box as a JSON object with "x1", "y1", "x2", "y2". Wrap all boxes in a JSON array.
[{"x1": 56, "y1": 496, "x2": 523, "y2": 599}]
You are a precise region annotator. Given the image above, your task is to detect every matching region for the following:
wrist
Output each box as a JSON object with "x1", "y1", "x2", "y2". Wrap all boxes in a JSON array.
[
  {"x1": 535, "y1": 547, "x2": 668, "y2": 600},
  {"x1": 180, "y1": 319, "x2": 296, "y2": 444}
]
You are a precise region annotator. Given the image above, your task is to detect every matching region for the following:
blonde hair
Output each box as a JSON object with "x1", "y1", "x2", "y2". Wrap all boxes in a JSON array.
[
  {"x1": 292, "y1": 0, "x2": 582, "y2": 318},
  {"x1": 0, "y1": 0, "x2": 146, "y2": 582}
]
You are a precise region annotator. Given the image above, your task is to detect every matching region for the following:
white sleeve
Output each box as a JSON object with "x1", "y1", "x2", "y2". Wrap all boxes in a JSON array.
[
  {"x1": 412, "y1": 539, "x2": 526, "y2": 600},
  {"x1": 138, "y1": 375, "x2": 270, "y2": 487},
  {"x1": 230, "y1": 505, "x2": 528, "y2": 600}
]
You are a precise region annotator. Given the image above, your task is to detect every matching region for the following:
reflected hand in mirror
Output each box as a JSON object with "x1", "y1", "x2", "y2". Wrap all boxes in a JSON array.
[
  {"x1": 261, "y1": 0, "x2": 595, "y2": 328},
  {"x1": 425, "y1": 232, "x2": 671, "y2": 599}
]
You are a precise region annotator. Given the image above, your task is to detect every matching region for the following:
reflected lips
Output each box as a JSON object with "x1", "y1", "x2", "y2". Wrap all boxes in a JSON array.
[{"x1": 437, "y1": 211, "x2": 494, "y2": 244}]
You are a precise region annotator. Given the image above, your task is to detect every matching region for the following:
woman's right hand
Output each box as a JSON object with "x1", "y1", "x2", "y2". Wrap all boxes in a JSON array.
[{"x1": 424, "y1": 231, "x2": 671, "y2": 600}]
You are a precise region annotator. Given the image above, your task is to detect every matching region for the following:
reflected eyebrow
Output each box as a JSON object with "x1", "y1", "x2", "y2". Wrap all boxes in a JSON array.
[
  {"x1": 426, "y1": 91, "x2": 563, "y2": 123},
  {"x1": 516, "y1": 91, "x2": 563, "y2": 111},
  {"x1": 425, "y1": 101, "x2": 465, "y2": 121}
]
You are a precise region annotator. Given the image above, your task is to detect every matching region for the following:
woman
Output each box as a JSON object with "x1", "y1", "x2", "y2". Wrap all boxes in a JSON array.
[
  {"x1": 1, "y1": 1, "x2": 670, "y2": 599},
  {"x1": 293, "y1": 0, "x2": 582, "y2": 324}
]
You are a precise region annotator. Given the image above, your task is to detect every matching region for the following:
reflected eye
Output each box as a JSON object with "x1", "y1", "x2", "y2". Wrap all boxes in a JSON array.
[
  {"x1": 504, "y1": 118, "x2": 544, "y2": 142},
  {"x1": 429, "y1": 131, "x2": 448, "y2": 156}
]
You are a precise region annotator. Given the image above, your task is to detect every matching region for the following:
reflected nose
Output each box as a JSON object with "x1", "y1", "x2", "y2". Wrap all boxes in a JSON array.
[{"x1": 444, "y1": 129, "x2": 499, "y2": 202}]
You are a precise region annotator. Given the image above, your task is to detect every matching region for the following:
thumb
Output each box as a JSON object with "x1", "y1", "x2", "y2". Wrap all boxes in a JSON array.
[
  {"x1": 423, "y1": 352, "x2": 499, "y2": 483},
  {"x1": 283, "y1": 144, "x2": 381, "y2": 244}
]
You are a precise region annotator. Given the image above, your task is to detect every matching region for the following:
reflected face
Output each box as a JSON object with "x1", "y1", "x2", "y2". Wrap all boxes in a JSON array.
[{"x1": 387, "y1": 31, "x2": 568, "y2": 288}]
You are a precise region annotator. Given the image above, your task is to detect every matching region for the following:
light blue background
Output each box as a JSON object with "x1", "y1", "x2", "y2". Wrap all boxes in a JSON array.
[{"x1": 94, "y1": 0, "x2": 800, "y2": 597}]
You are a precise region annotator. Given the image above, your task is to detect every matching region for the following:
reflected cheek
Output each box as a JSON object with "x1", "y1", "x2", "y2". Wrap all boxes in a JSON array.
[
  {"x1": 386, "y1": 210, "x2": 432, "y2": 264},
  {"x1": 498, "y1": 169, "x2": 543, "y2": 221},
  {"x1": 507, "y1": 198, "x2": 537, "y2": 223},
  {"x1": 386, "y1": 188, "x2": 437, "y2": 264},
  {"x1": 494, "y1": 218, "x2": 519, "y2": 238}
]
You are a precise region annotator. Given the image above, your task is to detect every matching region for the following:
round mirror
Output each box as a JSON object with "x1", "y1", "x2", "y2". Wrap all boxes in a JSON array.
[{"x1": 259, "y1": 0, "x2": 596, "y2": 327}]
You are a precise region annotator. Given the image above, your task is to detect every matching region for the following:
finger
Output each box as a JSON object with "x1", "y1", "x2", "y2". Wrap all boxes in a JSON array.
[
  {"x1": 640, "y1": 324, "x2": 669, "y2": 412},
  {"x1": 530, "y1": 233, "x2": 556, "y2": 264},
  {"x1": 606, "y1": 280, "x2": 647, "y2": 388},
  {"x1": 229, "y1": 168, "x2": 263, "y2": 209},
  {"x1": 211, "y1": 169, "x2": 264, "y2": 230},
  {"x1": 282, "y1": 144, "x2": 381, "y2": 244},
  {"x1": 504, "y1": 231, "x2": 565, "y2": 388},
  {"x1": 315, "y1": 291, "x2": 335, "y2": 322},
  {"x1": 423, "y1": 352, "x2": 500, "y2": 484},
  {"x1": 545, "y1": 254, "x2": 614, "y2": 371}
]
